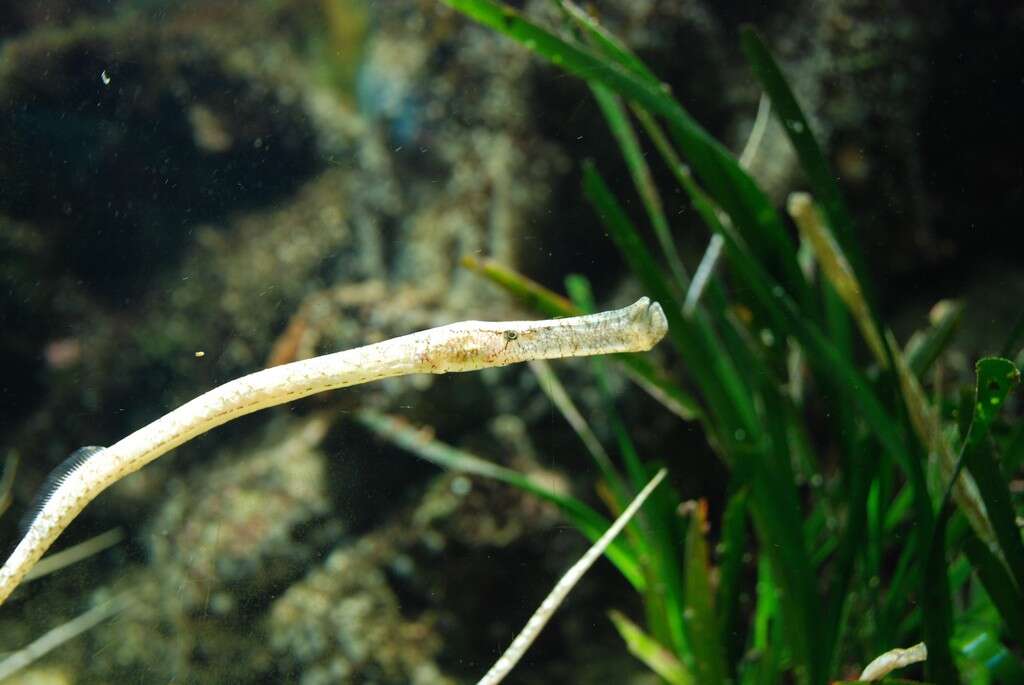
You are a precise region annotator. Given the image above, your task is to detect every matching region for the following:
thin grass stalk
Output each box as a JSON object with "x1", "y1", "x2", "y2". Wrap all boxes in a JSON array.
[{"x1": 477, "y1": 469, "x2": 667, "y2": 685}]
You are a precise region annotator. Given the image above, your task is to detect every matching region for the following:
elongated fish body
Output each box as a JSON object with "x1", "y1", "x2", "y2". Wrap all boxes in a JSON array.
[{"x1": 0, "y1": 299, "x2": 667, "y2": 605}]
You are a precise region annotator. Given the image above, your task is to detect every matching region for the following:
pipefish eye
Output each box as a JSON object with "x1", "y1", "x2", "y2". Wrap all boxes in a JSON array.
[{"x1": 503, "y1": 330, "x2": 518, "y2": 342}]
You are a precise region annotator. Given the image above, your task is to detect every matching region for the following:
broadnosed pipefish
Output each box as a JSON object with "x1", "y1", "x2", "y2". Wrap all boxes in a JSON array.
[{"x1": 0, "y1": 298, "x2": 668, "y2": 606}]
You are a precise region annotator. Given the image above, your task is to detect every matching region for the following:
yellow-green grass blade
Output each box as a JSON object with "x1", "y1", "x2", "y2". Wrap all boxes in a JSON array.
[
  {"x1": 788, "y1": 192, "x2": 885, "y2": 365},
  {"x1": 609, "y1": 609, "x2": 695, "y2": 685},
  {"x1": 889, "y1": 329, "x2": 997, "y2": 553},
  {"x1": 460, "y1": 255, "x2": 575, "y2": 316}
]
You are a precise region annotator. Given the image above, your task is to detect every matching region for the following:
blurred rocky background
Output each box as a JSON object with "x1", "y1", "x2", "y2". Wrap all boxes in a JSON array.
[{"x1": 0, "y1": 0, "x2": 1021, "y2": 682}]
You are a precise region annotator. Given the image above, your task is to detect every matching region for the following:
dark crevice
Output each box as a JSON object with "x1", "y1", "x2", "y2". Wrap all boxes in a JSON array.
[{"x1": 0, "y1": 26, "x2": 323, "y2": 301}]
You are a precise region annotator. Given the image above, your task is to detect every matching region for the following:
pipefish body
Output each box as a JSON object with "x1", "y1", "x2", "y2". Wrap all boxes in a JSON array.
[{"x1": 0, "y1": 299, "x2": 668, "y2": 606}]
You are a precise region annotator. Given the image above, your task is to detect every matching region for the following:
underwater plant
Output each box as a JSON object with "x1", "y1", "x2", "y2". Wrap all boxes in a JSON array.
[
  {"x1": 363, "y1": 1, "x2": 1024, "y2": 683},
  {"x1": 1, "y1": 2, "x2": 1021, "y2": 682}
]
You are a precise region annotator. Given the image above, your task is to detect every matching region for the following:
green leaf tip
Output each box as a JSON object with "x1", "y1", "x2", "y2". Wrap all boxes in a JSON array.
[{"x1": 973, "y1": 357, "x2": 1020, "y2": 425}]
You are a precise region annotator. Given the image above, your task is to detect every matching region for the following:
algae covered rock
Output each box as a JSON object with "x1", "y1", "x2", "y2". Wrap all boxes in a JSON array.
[{"x1": 269, "y1": 544, "x2": 453, "y2": 685}]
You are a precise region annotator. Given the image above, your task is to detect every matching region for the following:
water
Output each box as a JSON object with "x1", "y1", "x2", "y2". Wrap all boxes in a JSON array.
[{"x1": 1, "y1": 1, "x2": 1022, "y2": 684}]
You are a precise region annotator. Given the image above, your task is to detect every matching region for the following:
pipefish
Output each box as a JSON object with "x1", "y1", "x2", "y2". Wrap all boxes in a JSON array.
[{"x1": 0, "y1": 298, "x2": 668, "y2": 605}]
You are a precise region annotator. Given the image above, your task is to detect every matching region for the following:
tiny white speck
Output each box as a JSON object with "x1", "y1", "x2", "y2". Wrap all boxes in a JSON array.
[
  {"x1": 100, "y1": 70, "x2": 111, "y2": 86},
  {"x1": 194, "y1": 351, "x2": 205, "y2": 358}
]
